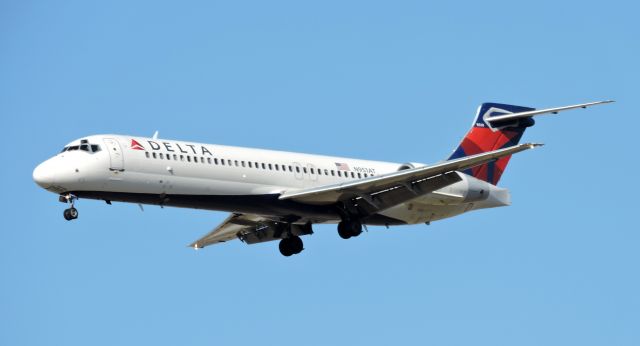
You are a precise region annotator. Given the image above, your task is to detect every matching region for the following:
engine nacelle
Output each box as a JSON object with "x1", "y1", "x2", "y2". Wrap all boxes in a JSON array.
[{"x1": 461, "y1": 174, "x2": 491, "y2": 203}]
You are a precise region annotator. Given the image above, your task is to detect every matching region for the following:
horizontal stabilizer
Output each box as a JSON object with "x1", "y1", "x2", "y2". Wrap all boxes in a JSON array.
[{"x1": 486, "y1": 100, "x2": 613, "y2": 123}]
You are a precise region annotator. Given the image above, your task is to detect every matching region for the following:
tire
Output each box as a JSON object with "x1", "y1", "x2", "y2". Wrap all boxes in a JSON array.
[
  {"x1": 337, "y1": 221, "x2": 352, "y2": 239},
  {"x1": 348, "y1": 220, "x2": 362, "y2": 237},
  {"x1": 279, "y1": 239, "x2": 293, "y2": 257},
  {"x1": 290, "y1": 236, "x2": 303, "y2": 254},
  {"x1": 63, "y1": 209, "x2": 73, "y2": 221},
  {"x1": 69, "y1": 207, "x2": 79, "y2": 219}
]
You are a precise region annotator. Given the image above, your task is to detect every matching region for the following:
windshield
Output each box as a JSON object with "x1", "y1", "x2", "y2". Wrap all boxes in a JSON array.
[{"x1": 61, "y1": 140, "x2": 101, "y2": 153}]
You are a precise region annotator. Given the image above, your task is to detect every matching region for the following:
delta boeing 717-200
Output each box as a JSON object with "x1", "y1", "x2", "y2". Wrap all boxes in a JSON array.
[{"x1": 33, "y1": 101, "x2": 612, "y2": 256}]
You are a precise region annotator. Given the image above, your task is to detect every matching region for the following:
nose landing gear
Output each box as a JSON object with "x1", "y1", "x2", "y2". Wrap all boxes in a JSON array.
[{"x1": 60, "y1": 194, "x2": 79, "y2": 221}]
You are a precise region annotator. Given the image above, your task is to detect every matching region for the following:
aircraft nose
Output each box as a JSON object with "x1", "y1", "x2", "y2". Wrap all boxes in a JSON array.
[{"x1": 33, "y1": 160, "x2": 55, "y2": 188}]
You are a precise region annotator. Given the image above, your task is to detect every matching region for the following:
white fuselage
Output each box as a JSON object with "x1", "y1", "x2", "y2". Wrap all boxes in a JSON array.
[{"x1": 33, "y1": 135, "x2": 511, "y2": 226}]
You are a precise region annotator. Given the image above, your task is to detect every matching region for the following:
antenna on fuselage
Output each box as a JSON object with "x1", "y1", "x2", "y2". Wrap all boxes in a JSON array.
[{"x1": 152, "y1": 131, "x2": 159, "y2": 140}]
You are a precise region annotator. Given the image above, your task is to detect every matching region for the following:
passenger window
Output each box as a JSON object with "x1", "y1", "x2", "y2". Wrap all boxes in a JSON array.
[
  {"x1": 324, "y1": 169, "x2": 329, "y2": 175},
  {"x1": 288, "y1": 166, "x2": 293, "y2": 172},
  {"x1": 180, "y1": 155, "x2": 184, "y2": 161},
  {"x1": 268, "y1": 163, "x2": 273, "y2": 170},
  {"x1": 159, "y1": 153, "x2": 164, "y2": 159},
  {"x1": 145, "y1": 152, "x2": 150, "y2": 158},
  {"x1": 221, "y1": 159, "x2": 225, "y2": 165},
  {"x1": 207, "y1": 158, "x2": 212, "y2": 164},
  {"x1": 358, "y1": 172, "x2": 362, "y2": 178},
  {"x1": 310, "y1": 168, "x2": 315, "y2": 174},
  {"x1": 262, "y1": 163, "x2": 266, "y2": 169},
  {"x1": 173, "y1": 154, "x2": 177, "y2": 160},
  {"x1": 152, "y1": 152, "x2": 157, "y2": 159},
  {"x1": 295, "y1": 166, "x2": 300, "y2": 173},
  {"x1": 248, "y1": 162, "x2": 252, "y2": 168},
  {"x1": 228, "y1": 159, "x2": 232, "y2": 166},
  {"x1": 187, "y1": 156, "x2": 191, "y2": 162},
  {"x1": 303, "y1": 167, "x2": 307, "y2": 174},
  {"x1": 364, "y1": 173, "x2": 368, "y2": 178},
  {"x1": 275, "y1": 164, "x2": 279, "y2": 171},
  {"x1": 242, "y1": 161, "x2": 246, "y2": 167},
  {"x1": 166, "y1": 154, "x2": 171, "y2": 160},
  {"x1": 255, "y1": 162, "x2": 259, "y2": 168},
  {"x1": 337, "y1": 171, "x2": 342, "y2": 177},
  {"x1": 331, "y1": 170, "x2": 335, "y2": 176},
  {"x1": 351, "y1": 172, "x2": 355, "y2": 178}
]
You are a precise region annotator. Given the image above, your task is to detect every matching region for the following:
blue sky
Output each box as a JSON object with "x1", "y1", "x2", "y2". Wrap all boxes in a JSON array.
[{"x1": 1, "y1": 1, "x2": 638, "y2": 345}]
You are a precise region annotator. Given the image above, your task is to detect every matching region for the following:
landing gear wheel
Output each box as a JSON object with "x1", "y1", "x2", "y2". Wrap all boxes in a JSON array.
[
  {"x1": 61, "y1": 194, "x2": 79, "y2": 221},
  {"x1": 337, "y1": 220, "x2": 362, "y2": 239},
  {"x1": 337, "y1": 221, "x2": 352, "y2": 239},
  {"x1": 290, "y1": 236, "x2": 303, "y2": 254},
  {"x1": 279, "y1": 239, "x2": 293, "y2": 256},
  {"x1": 279, "y1": 236, "x2": 304, "y2": 256},
  {"x1": 63, "y1": 207, "x2": 78, "y2": 221}
]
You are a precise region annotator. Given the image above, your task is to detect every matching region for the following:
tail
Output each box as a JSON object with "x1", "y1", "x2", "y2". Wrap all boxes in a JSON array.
[{"x1": 449, "y1": 102, "x2": 536, "y2": 185}]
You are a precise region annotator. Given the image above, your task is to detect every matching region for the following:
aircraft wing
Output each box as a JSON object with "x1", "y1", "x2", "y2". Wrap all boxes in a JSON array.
[
  {"x1": 279, "y1": 143, "x2": 541, "y2": 213},
  {"x1": 189, "y1": 213, "x2": 313, "y2": 249}
]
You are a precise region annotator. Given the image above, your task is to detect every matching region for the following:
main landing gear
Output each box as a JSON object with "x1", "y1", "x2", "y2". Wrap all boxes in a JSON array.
[
  {"x1": 60, "y1": 194, "x2": 79, "y2": 221},
  {"x1": 337, "y1": 219, "x2": 363, "y2": 239},
  {"x1": 279, "y1": 236, "x2": 303, "y2": 257}
]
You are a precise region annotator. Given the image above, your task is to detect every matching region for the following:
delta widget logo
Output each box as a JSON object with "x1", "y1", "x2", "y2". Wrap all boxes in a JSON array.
[{"x1": 131, "y1": 139, "x2": 145, "y2": 150}]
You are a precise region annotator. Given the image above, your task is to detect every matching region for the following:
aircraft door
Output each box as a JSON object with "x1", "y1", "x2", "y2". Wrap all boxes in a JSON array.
[{"x1": 103, "y1": 138, "x2": 124, "y2": 171}]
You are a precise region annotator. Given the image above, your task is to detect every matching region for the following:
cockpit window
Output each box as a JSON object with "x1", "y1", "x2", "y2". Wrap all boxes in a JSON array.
[{"x1": 60, "y1": 142, "x2": 101, "y2": 153}]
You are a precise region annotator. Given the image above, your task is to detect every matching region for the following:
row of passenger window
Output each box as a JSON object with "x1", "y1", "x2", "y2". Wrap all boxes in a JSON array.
[{"x1": 144, "y1": 151, "x2": 372, "y2": 179}]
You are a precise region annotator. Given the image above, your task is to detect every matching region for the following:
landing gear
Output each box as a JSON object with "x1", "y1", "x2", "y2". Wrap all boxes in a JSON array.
[
  {"x1": 63, "y1": 207, "x2": 78, "y2": 221},
  {"x1": 337, "y1": 219, "x2": 362, "y2": 239},
  {"x1": 279, "y1": 236, "x2": 303, "y2": 257},
  {"x1": 60, "y1": 194, "x2": 79, "y2": 221}
]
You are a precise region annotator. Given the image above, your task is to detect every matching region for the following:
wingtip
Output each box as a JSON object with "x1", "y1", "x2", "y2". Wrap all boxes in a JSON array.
[{"x1": 525, "y1": 143, "x2": 544, "y2": 148}]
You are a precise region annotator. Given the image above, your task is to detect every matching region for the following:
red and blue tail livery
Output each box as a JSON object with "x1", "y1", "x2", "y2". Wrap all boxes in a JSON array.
[{"x1": 449, "y1": 103, "x2": 536, "y2": 185}]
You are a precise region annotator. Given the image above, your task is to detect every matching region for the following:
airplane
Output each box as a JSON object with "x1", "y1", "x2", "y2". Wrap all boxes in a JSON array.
[{"x1": 33, "y1": 100, "x2": 612, "y2": 256}]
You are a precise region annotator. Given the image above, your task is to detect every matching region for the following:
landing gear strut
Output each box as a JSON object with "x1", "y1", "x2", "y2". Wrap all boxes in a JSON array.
[
  {"x1": 279, "y1": 236, "x2": 303, "y2": 257},
  {"x1": 337, "y1": 219, "x2": 362, "y2": 239},
  {"x1": 60, "y1": 194, "x2": 79, "y2": 221}
]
